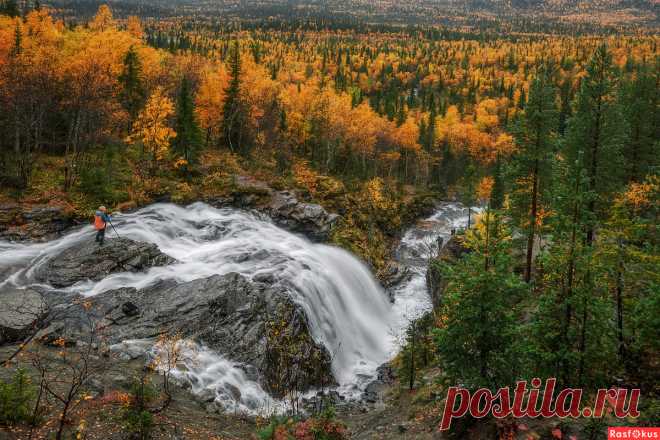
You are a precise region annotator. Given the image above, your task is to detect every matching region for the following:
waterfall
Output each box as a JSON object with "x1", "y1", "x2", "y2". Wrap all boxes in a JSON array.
[{"x1": 0, "y1": 201, "x2": 469, "y2": 412}]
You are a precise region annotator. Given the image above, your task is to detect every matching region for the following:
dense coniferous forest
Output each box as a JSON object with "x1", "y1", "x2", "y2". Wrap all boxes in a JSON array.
[{"x1": 0, "y1": 0, "x2": 658, "y2": 438}]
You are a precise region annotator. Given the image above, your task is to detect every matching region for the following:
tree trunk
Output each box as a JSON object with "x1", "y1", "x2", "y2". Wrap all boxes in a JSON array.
[
  {"x1": 561, "y1": 171, "x2": 581, "y2": 385},
  {"x1": 525, "y1": 159, "x2": 539, "y2": 282},
  {"x1": 586, "y1": 96, "x2": 602, "y2": 246},
  {"x1": 577, "y1": 299, "x2": 588, "y2": 386},
  {"x1": 55, "y1": 398, "x2": 71, "y2": 440}
]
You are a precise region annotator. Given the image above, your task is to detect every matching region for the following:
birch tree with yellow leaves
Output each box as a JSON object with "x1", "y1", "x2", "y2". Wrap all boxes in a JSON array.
[{"x1": 127, "y1": 87, "x2": 176, "y2": 176}]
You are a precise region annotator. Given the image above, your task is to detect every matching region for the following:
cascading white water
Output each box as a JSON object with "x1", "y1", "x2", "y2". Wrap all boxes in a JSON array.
[
  {"x1": 0, "y1": 201, "x2": 470, "y2": 413},
  {"x1": 390, "y1": 203, "x2": 472, "y2": 323}
]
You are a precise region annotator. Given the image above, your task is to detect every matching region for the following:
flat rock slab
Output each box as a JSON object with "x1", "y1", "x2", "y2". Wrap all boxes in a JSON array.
[{"x1": 34, "y1": 237, "x2": 176, "y2": 288}]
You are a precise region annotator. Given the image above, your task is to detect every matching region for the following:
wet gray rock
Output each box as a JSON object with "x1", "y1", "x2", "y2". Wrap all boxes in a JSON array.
[
  {"x1": 376, "y1": 363, "x2": 396, "y2": 383},
  {"x1": 34, "y1": 237, "x2": 176, "y2": 288},
  {"x1": 205, "y1": 176, "x2": 339, "y2": 242},
  {"x1": 0, "y1": 204, "x2": 74, "y2": 242},
  {"x1": 0, "y1": 288, "x2": 47, "y2": 344},
  {"x1": 302, "y1": 390, "x2": 345, "y2": 413},
  {"x1": 379, "y1": 262, "x2": 413, "y2": 302},
  {"x1": 198, "y1": 388, "x2": 217, "y2": 403},
  {"x1": 121, "y1": 301, "x2": 140, "y2": 317},
  {"x1": 266, "y1": 191, "x2": 339, "y2": 242},
  {"x1": 42, "y1": 272, "x2": 335, "y2": 398},
  {"x1": 108, "y1": 340, "x2": 153, "y2": 361},
  {"x1": 363, "y1": 381, "x2": 385, "y2": 403},
  {"x1": 225, "y1": 383, "x2": 242, "y2": 402},
  {"x1": 205, "y1": 402, "x2": 222, "y2": 414}
]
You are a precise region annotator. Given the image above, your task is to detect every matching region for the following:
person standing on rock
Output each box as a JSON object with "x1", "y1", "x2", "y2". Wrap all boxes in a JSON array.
[{"x1": 94, "y1": 206, "x2": 112, "y2": 245}]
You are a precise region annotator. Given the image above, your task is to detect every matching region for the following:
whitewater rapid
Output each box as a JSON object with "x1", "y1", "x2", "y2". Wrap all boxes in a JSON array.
[{"x1": 0, "y1": 201, "x2": 470, "y2": 413}]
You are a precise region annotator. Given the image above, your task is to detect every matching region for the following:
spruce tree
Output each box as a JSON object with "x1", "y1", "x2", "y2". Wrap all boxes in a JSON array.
[
  {"x1": 118, "y1": 46, "x2": 146, "y2": 127},
  {"x1": 222, "y1": 41, "x2": 249, "y2": 155},
  {"x1": 173, "y1": 77, "x2": 202, "y2": 175},
  {"x1": 510, "y1": 74, "x2": 558, "y2": 282},
  {"x1": 565, "y1": 44, "x2": 626, "y2": 246},
  {"x1": 10, "y1": 19, "x2": 21, "y2": 56},
  {"x1": 425, "y1": 103, "x2": 436, "y2": 153},
  {"x1": 1, "y1": 0, "x2": 20, "y2": 17},
  {"x1": 461, "y1": 163, "x2": 478, "y2": 229},
  {"x1": 490, "y1": 157, "x2": 505, "y2": 210},
  {"x1": 433, "y1": 224, "x2": 527, "y2": 390},
  {"x1": 619, "y1": 63, "x2": 659, "y2": 183},
  {"x1": 529, "y1": 153, "x2": 615, "y2": 387}
]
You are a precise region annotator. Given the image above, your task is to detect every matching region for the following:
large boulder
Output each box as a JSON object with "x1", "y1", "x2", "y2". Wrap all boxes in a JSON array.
[
  {"x1": 205, "y1": 175, "x2": 339, "y2": 241},
  {"x1": 34, "y1": 237, "x2": 176, "y2": 288},
  {"x1": 0, "y1": 204, "x2": 74, "y2": 242},
  {"x1": 40, "y1": 272, "x2": 335, "y2": 398},
  {"x1": 266, "y1": 191, "x2": 339, "y2": 242},
  {"x1": 378, "y1": 261, "x2": 412, "y2": 290},
  {"x1": 0, "y1": 288, "x2": 47, "y2": 344}
]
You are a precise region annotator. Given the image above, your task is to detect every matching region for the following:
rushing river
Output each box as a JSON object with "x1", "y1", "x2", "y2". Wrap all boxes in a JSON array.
[{"x1": 0, "y1": 201, "x2": 470, "y2": 413}]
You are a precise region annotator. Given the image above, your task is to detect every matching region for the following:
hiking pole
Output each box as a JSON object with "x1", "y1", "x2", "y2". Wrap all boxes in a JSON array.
[{"x1": 108, "y1": 219, "x2": 120, "y2": 238}]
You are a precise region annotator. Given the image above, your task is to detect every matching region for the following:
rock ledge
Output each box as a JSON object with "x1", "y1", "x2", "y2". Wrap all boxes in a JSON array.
[{"x1": 34, "y1": 237, "x2": 176, "y2": 288}]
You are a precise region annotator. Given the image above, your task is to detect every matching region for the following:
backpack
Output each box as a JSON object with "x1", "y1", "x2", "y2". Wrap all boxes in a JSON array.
[{"x1": 94, "y1": 214, "x2": 106, "y2": 230}]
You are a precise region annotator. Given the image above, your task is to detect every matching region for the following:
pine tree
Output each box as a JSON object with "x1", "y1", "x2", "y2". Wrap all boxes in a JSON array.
[
  {"x1": 118, "y1": 46, "x2": 146, "y2": 127},
  {"x1": 172, "y1": 77, "x2": 202, "y2": 175},
  {"x1": 558, "y1": 79, "x2": 573, "y2": 135},
  {"x1": 398, "y1": 313, "x2": 434, "y2": 391},
  {"x1": 510, "y1": 74, "x2": 558, "y2": 282},
  {"x1": 222, "y1": 41, "x2": 249, "y2": 155}
]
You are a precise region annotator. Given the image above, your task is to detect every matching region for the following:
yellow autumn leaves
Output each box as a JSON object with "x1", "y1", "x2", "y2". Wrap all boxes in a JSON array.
[{"x1": 126, "y1": 87, "x2": 176, "y2": 174}]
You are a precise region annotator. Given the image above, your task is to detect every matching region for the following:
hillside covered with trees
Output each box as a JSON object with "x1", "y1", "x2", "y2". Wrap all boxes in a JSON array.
[{"x1": 0, "y1": 2, "x2": 658, "y2": 439}]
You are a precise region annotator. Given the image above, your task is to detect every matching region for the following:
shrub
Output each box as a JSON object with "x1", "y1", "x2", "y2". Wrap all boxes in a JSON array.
[
  {"x1": 79, "y1": 165, "x2": 128, "y2": 206},
  {"x1": 256, "y1": 415, "x2": 291, "y2": 440},
  {"x1": 121, "y1": 375, "x2": 158, "y2": 440},
  {"x1": 0, "y1": 368, "x2": 36, "y2": 425},
  {"x1": 123, "y1": 409, "x2": 154, "y2": 440},
  {"x1": 256, "y1": 408, "x2": 348, "y2": 440}
]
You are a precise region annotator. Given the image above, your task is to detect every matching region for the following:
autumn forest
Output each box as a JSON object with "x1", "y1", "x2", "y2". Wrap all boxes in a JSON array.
[{"x1": 0, "y1": 0, "x2": 658, "y2": 438}]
